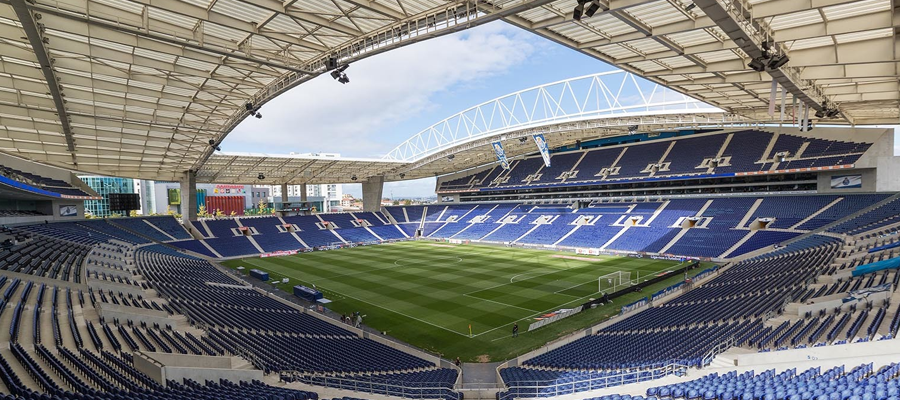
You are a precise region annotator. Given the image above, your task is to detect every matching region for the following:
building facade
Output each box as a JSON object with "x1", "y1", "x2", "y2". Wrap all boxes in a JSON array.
[
  {"x1": 79, "y1": 176, "x2": 137, "y2": 218},
  {"x1": 264, "y1": 183, "x2": 344, "y2": 212},
  {"x1": 147, "y1": 182, "x2": 270, "y2": 216}
]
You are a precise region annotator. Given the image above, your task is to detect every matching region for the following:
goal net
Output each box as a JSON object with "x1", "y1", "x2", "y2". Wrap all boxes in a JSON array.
[{"x1": 598, "y1": 271, "x2": 634, "y2": 294}]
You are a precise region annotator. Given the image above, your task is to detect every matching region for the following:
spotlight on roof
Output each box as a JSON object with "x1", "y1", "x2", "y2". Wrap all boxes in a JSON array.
[
  {"x1": 351, "y1": 175, "x2": 358, "y2": 181},
  {"x1": 245, "y1": 102, "x2": 262, "y2": 118},
  {"x1": 519, "y1": 137, "x2": 528, "y2": 143},
  {"x1": 208, "y1": 139, "x2": 221, "y2": 152},
  {"x1": 628, "y1": 125, "x2": 639, "y2": 135},
  {"x1": 684, "y1": 2, "x2": 696, "y2": 11},
  {"x1": 257, "y1": 173, "x2": 265, "y2": 180},
  {"x1": 447, "y1": 154, "x2": 455, "y2": 161},
  {"x1": 815, "y1": 109, "x2": 826, "y2": 118},
  {"x1": 573, "y1": 0, "x2": 585, "y2": 20},
  {"x1": 585, "y1": 0, "x2": 602, "y2": 17},
  {"x1": 399, "y1": 173, "x2": 406, "y2": 179},
  {"x1": 325, "y1": 57, "x2": 338, "y2": 71},
  {"x1": 748, "y1": 58, "x2": 767, "y2": 72},
  {"x1": 767, "y1": 54, "x2": 789, "y2": 70},
  {"x1": 330, "y1": 64, "x2": 350, "y2": 84},
  {"x1": 825, "y1": 108, "x2": 840, "y2": 118}
]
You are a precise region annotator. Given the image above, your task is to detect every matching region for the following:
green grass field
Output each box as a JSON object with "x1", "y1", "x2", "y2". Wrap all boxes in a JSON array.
[{"x1": 222, "y1": 241, "x2": 707, "y2": 362}]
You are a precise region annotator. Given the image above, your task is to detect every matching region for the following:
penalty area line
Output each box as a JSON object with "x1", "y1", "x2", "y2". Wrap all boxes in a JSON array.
[{"x1": 462, "y1": 294, "x2": 541, "y2": 313}]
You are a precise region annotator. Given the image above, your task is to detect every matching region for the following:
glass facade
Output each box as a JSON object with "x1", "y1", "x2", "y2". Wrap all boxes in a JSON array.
[{"x1": 80, "y1": 176, "x2": 135, "y2": 218}]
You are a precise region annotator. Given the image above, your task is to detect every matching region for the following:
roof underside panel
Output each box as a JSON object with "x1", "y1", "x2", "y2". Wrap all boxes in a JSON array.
[{"x1": 0, "y1": 0, "x2": 893, "y2": 185}]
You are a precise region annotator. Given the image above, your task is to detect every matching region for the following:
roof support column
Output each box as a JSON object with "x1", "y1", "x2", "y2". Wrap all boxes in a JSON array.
[
  {"x1": 299, "y1": 184, "x2": 308, "y2": 202},
  {"x1": 362, "y1": 177, "x2": 384, "y2": 213},
  {"x1": 280, "y1": 183, "x2": 289, "y2": 202},
  {"x1": 180, "y1": 170, "x2": 197, "y2": 224}
]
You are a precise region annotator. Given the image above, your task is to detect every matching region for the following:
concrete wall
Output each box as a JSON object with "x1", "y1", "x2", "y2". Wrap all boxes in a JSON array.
[
  {"x1": 97, "y1": 302, "x2": 178, "y2": 326},
  {"x1": 736, "y1": 339, "x2": 900, "y2": 367},
  {"x1": 134, "y1": 352, "x2": 263, "y2": 386},
  {"x1": 87, "y1": 280, "x2": 149, "y2": 297},
  {"x1": 133, "y1": 352, "x2": 166, "y2": 385},
  {"x1": 848, "y1": 128, "x2": 900, "y2": 192},
  {"x1": 362, "y1": 176, "x2": 385, "y2": 212}
]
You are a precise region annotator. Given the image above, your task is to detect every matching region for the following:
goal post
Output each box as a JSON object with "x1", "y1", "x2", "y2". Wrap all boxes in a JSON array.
[{"x1": 598, "y1": 271, "x2": 634, "y2": 294}]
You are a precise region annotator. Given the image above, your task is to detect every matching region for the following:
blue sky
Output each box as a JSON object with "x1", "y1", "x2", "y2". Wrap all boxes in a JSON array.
[{"x1": 224, "y1": 22, "x2": 616, "y2": 198}]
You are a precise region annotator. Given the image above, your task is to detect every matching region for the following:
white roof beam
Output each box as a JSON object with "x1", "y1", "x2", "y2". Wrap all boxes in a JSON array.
[{"x1": 8, "y1": 0, "x2": 76, "y2": 156}]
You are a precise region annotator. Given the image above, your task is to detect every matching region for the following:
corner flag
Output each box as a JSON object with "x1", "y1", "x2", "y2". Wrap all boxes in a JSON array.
[{"x1": 468, "y1": 324, "x2": 472, "y2": 337}]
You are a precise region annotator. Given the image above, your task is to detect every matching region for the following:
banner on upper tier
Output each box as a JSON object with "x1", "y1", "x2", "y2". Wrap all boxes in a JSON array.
[
  {"x1": 533, "y1": 134, "x2": 551, "y2": 167},
  {"x1": 491, "y1": 140, "x2": 510, "y2": 170},
  {"x1": 831, "y1": 174, "x2": 862, "y2": 189}
]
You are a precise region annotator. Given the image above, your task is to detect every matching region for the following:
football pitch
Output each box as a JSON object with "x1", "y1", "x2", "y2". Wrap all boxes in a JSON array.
[{"x1": 222, "y1": 241, "x2": 698, "y2": 361}]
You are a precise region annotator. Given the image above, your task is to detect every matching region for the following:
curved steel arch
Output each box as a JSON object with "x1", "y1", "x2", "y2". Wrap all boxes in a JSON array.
[{"x1": 383, "y1": 70, "x2": 721, "y2": 162}]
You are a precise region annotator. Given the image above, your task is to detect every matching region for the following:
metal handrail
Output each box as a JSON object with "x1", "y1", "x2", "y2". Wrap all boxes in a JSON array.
[
  {"x1": 286, "y1": 371, "x2": 459, "y2": 399},
  {"x1": 700, "y1": 336, "x2": 736, "y2": 367},
  {"x1": 498, "y1": 361, "x2": 689, "y2": 400}
]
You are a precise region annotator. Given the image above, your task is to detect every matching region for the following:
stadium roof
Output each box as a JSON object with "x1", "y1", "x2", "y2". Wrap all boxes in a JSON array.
[
  {"x1": 505, "y1": 0, "x2": 900, "y2": 125},
  {"x1": 0, "y1": 0, "x2": 547, "y2": 181},
  {"x1": 197, "y1": 152, "x2": 405, "y2": 184},
  {"x1": 0, "y1": 0, "x2": 896, "y2": 183}
]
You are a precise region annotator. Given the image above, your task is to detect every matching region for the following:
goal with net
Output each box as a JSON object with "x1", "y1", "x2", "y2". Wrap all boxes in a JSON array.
[{"x1": 598, "y1": 271, "x2": 634, "y2": 293}]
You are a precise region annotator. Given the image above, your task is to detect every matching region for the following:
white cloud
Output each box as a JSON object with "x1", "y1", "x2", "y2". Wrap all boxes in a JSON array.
[{"x1": 224, "y1": 22, "x2": 537, "y2": 158}]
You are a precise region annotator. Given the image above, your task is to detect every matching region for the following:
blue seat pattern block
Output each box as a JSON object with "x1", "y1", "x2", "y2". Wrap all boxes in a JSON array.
[
  {"x1": 283, "y1": 215, "x2": 342, "y2": 248},
  {"x1": 134, "y1": 244, "x2": 461, "y2": 398},
  {"x1": 666, "y1": 197, "x2": 758, "y2": 258},
  {"x1": 207, "y1": 329, "x2": 434, "y2": 374},
  {"x1": 499, "y1": 236, "x2": 842, "y2": 394},
  {"x1": 587, "y1": 363, "x2": 900, "y2": 400},
  {"x1": 169, "y1": 239, "x2": 218, "y2": 257},
  {"x1": 205, "y1": 219, "x2": 241, "y2": 237},
  {"x1": 0, "y1": 229, "x2": 90, "y2": 282},
  {"x1": 828, "y1": 196, "x2": 900, "y2": 235},
  {"x1": 204, "y1": 236, "x2": 262, "y2": 257},
  {"x1": 437, "y1": 130, "x2": 873, "y2": 192},
  {"x1": 114, "y1": 216, "x2": 193, "y2": 241}
]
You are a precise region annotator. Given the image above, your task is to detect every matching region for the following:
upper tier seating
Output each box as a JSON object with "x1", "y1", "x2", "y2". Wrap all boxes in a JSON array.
[
  {"x1": 111, "y1": 216, "x2": 192, "y2": 242},
  {"x1": 439, "y1": 130, "x2": 872, "y2": 192},
  {"x1": 0, "y1": 164, "x2": 92, "y2": 197}
]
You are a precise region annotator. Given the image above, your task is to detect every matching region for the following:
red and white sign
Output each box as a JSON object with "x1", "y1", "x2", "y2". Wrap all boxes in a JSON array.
[{"x1": 260, "y1": 250, "x2": 299, "y2": 258}]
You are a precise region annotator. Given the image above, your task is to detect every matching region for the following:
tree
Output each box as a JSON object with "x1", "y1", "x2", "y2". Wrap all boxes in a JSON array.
[
  {"x1": 392, "y1": 201, "x2": 399, "y2": 206},
  {"x1": 229, "y1": 210, "x2": 237, "y2": 217},
  {"x1": 257, "y1": 199, "x2": 268, "y2": 215},
  {"x1": 197, "y1": 205, "x2": 209, "y2": 219},
  {"x1": 129, "y1": 210, "x2": 138, "y2": 217},
  {"x1": 402, "y1": 199, "x2": 412, "y2": 206},
  {"x1": 109, "y1": 213, "x2": 121, "y2": 218},
  {"x1": 215, "y1": 209, "x2": 225, "y2": 218}
]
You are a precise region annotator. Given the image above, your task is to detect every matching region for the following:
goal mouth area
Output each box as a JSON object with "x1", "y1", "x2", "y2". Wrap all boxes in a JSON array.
[{"x1": 599, "y1": 270, "x2": 635, "y2": 293}]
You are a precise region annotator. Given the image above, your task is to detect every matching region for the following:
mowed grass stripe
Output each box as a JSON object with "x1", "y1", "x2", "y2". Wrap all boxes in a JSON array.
[
  {"x1": 243, "y1": 251, "x2": 538, "y2": 333},
  {"x1": 228, "y1": 242, "x2": 680, "y2": 337}
]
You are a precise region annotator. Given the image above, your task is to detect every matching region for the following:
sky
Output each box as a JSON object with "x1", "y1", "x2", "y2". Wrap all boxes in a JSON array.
[{"x1": 224, "y1": 22, "x2": 616, "y2": 198}]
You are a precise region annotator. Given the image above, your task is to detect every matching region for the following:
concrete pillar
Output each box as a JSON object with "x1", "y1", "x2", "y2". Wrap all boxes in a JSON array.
[
  {"x1": 299, "y1": 183, "x2": 308, "y2": 202},
  {"x1": 180, "y1": 170, "x2": 197, "y2": 223},
  {"x1": 280, "y1": 183, "x2": 289, "y2": 202},
  {"x1": 362, "y1": 176, "x2": 384, "y2": 212}
]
